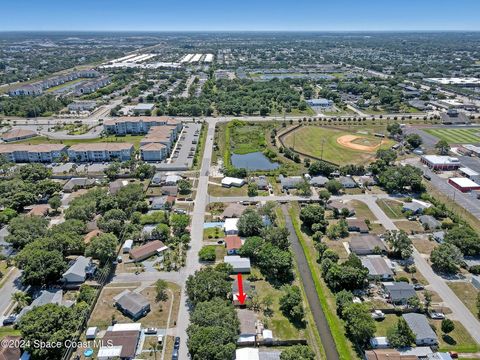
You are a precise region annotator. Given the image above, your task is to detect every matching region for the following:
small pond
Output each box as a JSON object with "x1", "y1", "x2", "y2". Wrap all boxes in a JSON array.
[{"x1": 231, "y1": 152, "x2": 280, "y2": 171}]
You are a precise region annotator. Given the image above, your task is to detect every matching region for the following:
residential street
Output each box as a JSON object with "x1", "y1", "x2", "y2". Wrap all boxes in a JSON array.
[
  {"x1": 0, "y1": 268, "x2": 23, "y2": 323},
  {"x1": 347, "y1": 194, "x2": 480, "y2": 344}
]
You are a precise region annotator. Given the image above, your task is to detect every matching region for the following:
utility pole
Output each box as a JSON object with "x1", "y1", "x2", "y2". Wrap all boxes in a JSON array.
[{"x1": 320, "y1": 138, "x2": 325, "y2": 160}]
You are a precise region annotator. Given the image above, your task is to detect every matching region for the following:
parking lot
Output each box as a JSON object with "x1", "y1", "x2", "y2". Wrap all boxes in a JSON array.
[{"x1": 168, "y1": 122, "x2": 202, "y2": 168}]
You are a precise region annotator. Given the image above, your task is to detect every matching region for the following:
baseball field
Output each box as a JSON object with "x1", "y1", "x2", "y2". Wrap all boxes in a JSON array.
[
  {"x1": 424, "y1": 128, "x2": 480, "y2": 144},
  {"x1": 282, "y1": 126, "x2": 395, "y2": 165}
]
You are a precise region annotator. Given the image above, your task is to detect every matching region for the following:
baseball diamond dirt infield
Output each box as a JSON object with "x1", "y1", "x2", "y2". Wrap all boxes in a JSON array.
[{"x1": 336, "y1": 134, "x2": 388, "y2": 151}]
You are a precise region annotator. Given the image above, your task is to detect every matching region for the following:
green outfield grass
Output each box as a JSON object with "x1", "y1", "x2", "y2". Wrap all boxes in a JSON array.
[
  {"x1": 424, "y1": 128, "x2": 480, "y2": 144},
  {"x1": 282, "y1": 126, "x2": 395, "y2": 165}
]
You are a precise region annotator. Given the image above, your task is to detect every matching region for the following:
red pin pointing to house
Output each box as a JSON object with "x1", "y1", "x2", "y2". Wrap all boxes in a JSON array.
[{"x1": 236, "y1": 273, "x2": 247, "y2": 305}]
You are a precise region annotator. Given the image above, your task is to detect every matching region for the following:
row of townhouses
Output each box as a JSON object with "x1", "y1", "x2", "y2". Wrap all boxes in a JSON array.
[
  {"x1": 8, "y1": 69, "x2": 103, "y2": 96},
  {"x1": 0, "y1": 143, "x2": 134, "y2": 163}
]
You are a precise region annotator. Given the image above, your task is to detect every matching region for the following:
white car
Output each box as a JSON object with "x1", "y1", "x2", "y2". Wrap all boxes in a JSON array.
[
  {"x1": 429, "y1": 311, "x2": 445, "y2": 320},
  {"x1": 371, "y1": 310, "x2": 386, "y2": 320}
]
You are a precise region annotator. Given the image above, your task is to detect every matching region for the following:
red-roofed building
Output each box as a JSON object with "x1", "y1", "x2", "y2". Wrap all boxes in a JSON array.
[{"x1": 225, "y1": 235, "x2": 242, "y2": 255}]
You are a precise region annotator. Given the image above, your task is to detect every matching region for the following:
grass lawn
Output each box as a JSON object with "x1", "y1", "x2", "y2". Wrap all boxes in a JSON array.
[
  {"x1": 424, "y1": 128, "x2": 480, "y2": 144},
  {"x1": 250, "y1": 270, "x2": 306, "y2": 340},
  {"x1": 376, "y1": 199, "x2": 405, "y2": 219},
  {"x1": 208, "y1": 183, "x2": 248, "y2": 197},
  {"x1": 0, "y1": 326, "x2": 21, "y2": 339},
  {"x1": 88, "y1": 282, "x2": 180, "y2": 330},
  {"x1": 432, "y1": 319, "x2": 480, "y2": 353},
  {"x1": 16, "y1": 134, "x2": 146, "y2": 149},
  {"x1": 140, "y1": 211, "x2": 167, "y2": 225},
  {"x1": 229, "y1": 121, "x2": 269, "y2": 155},
  {"x1": 282, "y1": 126, "x2": 394, "y2": 166},
  {"x1": 348, "y1": 200, "x2": 377, "y2": 220},
  {"x1": 447, "y1": 282, "x2": 480, "y2": 317},
  {"x1": 203, "y1": 227, "x2": 225, "y2": 240},
  {"x1": 412, "y1": 238, "x2": 438, "y2": 256},
  {"x1": 394, "y1": 220, "x2": 425, "y2": 234},
  {"x1": 374, "y1": 314, "x2": 399, "y2": 337}
]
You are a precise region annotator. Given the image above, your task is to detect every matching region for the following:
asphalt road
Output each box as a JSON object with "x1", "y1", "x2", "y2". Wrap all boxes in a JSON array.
[
  {"x1": 282, "y1": 206, "x2": 339, "y2": 360},
  {"x1": 0, "y1": 268, "x2": 23, "y2": 323}
]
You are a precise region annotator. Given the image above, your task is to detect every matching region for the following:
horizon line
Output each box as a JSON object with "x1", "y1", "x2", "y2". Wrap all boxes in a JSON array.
[{"x1": 1, "y1": 29, "x2": 480, "y2": 33}]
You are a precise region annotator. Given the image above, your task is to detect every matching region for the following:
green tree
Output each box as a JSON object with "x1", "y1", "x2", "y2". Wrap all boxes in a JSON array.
[
  {"x1": 199, "y1": 246, "x2": 216, "y2": 262},
  {"x1": 6, "y1": 215, "x2": 49, "y2": 249},
  {"x1": 170, "y1": 213, "x2": 190, "y2": 236},
  {"x1": 18, "y1": 163, "x2": 51, "y2": 182},
  {"x1": 247, "y1": 182, "x2": 259, "y2": 197},
  {"x1": 155, "y1": 279, "x2": 168, "y2": 302},
  {"x1": 104, "y1": 162, "x2": 121, "y2": 180},
  {"x1": 431, "y1": 243, "x2": 463, "y2": 274},
  {"x1": 16, "y1": 248, "x2": 66, "y2": 286},
  {"x1": 48, "y1": 195, "x2": 62, "y2": 212},
  {"x1": 134, "y1": 162, "x2": 155, "y2": 180},
  {"x1": 387, "y1": 317, "x2": 415, "y2": 348},
  {"x1": 405, "y1": 133, "x2": 423, "y2": 149},
  {"x1": 325, "y1": 179, "x2": 342, "y2": 195},
  {"x1": 186, "y1": 267, "x2": 231, "y2": 306},
  {"x1": 18, "y1": 304, "x2": 81, "y2": 360},
  {"x1": 335, "y1": 290, "x2": 354, "y2": 318},
  {"x1": 178, "y1": 179, "x2": 192, "y2": 195},
  {"x1": 441, "y1": 318, "x2": 455, "y2": 334},
  {"x1": 435, "y1": 139, "x2": 450, "y2": 155},
  {"x1": 385, "y1": 230, "x2": 413, "y2": 259},
  {"x1": 279, "y1": 285, "x2": 304, "y2": 324},
  {"x1": 280, "y1": 345, "x2": 315, "y2": 360},
  {"x1": 85, "y1": 233, "x2": 118, "y2": 265},
  {"x1": 445, "y1": 226, "x2": 480, "y2": 256},
  {"x1": 300, "y1": 204, "x2": 325, "y2": 230},
  {"x1": 97, "y1": 208, "x2": 127, "y2": 236},
  {"x1": 237, "y1": 208, "x2": 264, "y2": 237},
  {"x1": 261, "y1": 226, "x2": 290, "y2": 251},
  {"x1": 342, "y1": 303, "x2": 376, "y2": 345},
  {"x1": 152, "y1": 223, "x2": 171, "y2": 242}
]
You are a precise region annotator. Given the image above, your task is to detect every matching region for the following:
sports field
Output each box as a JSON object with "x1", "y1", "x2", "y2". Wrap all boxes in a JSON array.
[
  {"x1": 424, "y1": 128, "x2": 480, "y2": 144},
  {"x1": 282, "y1": 126, "x2": 394, "y2": 165}
]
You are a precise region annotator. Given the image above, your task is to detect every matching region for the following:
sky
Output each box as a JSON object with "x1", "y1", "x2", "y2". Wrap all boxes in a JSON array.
[{"x1": 2, "y1": 0, "x2": 480, "y2": 32}]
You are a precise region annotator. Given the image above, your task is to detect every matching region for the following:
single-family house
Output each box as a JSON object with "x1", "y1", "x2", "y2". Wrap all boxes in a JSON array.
[
  {"x1": 224, "y1": 256, "x2": 251, "y2": 273},
  {"x1": 309, "y1": 176, "x2": 329, "y2": 187},
  {"x1": 63, "y1": 177, "x2": 97, "y2": 193},
  {"x1": 349, "y1": 234, "x2": 386, "y2": 255},
  {"x1": 114, "y1": 290, "x2": 150, "y2": 320},
  {"x1": 97, "y1": 323, "x2": 141, "y2": 360},
  {"x1": 384, "y1": 282, "x2": 416, "y2": 305},
  {"x1": 225, "y1": 235, "x2": 242, "y2": 255},
  {"x1": 129, "y1": 240, "x2": 168, "y2": 262},
  {"x1": 165, "y1": 174, "x2": 182, "y2": 185},
  {"x1": 221, "y1": 203, "x2": 247, "y2": 219},
  {"x1": 338, "y1": 176, "x2": 357, "y2": 188},
  {"x1": 419, "y1": 215, "x2": 441, "y2": 230},
  {"x1": 361, "y1": 256, "x2": 394, "y2": 281},
  {"x1": 403, "y1": 313, "x2": 438, "y2": 346},
  {"x1": 327, "y1": 200, "x2": 355, "y2": 216},
  {"x1": 278, "y1": 175, "x2": 303, "y2": 190},
  {"x1": 253, "y1": 176, "x2": 269, "y2": 190},
  {"x1": 403, "y1": 199, "x2": 431, "y2": 214},
  {"x1": 62, "y1": 256, "x2": 95, "y2": 286},
  {"x1": 222, "y1": 177, "x2": 245, "y2": 188},
  {"x1": 224, "y1": 218, "x2": 239, "y2": 235},
  {"x1": 16, "y1": 289, "x2": 64, "y2": 322},
  {"x1": 150, "y1": 195, "x2": 175, "y2": 210},
  {"x1": 346, "y1": 218, "x2": 369, "y2": 233},
  {"x1": 161, "y1": 185, "x2": 178, "y2": 196}
]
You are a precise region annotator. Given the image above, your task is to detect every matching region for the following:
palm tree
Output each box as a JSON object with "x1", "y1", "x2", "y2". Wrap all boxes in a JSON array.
[
  {"x1": 150, "y1": 343, "x2": 162, "y2": 360},
  {"x1": 12, "y1": 291, "x2": 31, "y2": 311}
]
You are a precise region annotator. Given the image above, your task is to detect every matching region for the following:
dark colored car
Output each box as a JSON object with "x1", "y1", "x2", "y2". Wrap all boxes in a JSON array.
[
  {"x1": 2, "y1": 315, "x2": 16, "y2": 326},
  {"x1": 423, "y1": 174, "x2": 431, "y2": 181},
  {"x1": 174, "y1": 337, "x2": 180, "y2": 349},
  {"x1": 172, "y1": 349, "x2": 179, "y2": 360}
]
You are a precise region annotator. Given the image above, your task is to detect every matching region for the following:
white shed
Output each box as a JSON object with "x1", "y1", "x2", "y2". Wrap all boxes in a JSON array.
[
  {"x1": 122, "y1": 239, "x2": 133, "y2": 253},
  {"x1": 86, "y1": 327, "x2": 98, "y2": 340}
]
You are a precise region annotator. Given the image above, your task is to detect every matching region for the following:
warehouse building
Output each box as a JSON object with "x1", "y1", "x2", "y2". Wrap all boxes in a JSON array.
[
  {"x1": 421, "y1": 155, "x2": 460, "y2": 170},
  {"x1": 448, "y1": 177, "x2": 480, "y2": 192}
]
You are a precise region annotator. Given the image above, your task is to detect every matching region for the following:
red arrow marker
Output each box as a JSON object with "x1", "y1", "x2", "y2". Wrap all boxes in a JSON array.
[{"x1": 237, "y1": 273, "x2": 247, "y2": 305}]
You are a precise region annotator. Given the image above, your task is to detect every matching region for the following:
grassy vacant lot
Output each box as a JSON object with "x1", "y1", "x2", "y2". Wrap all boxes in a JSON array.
[
  {"x1": 16, "y1": 134, "x2": 145, "y2": 149},
  {"x1": 88, "y1": 282, "x2": 180, "y2": 330},
  {"x1": 348, "y1": 200, "x2": 377, "y2": 220},
  {"x1": 447, "y1": 281, "x2": 479, "y2": 317},
  {"x1": 432, "y1": 319, "x2": 480, "y2": 353},
  {"x1": 424, "y1": 128, "x2": 480, "y2": 144},
  {"x1": 376, "y1": 199, "x2": 405, "y2": 219},
  {"x1": 203, "y1": 226, "x2": 225, "y2": 240},
  {"x1": 394, "y1": 220, "x2": 425, "y2": 234},
  {"x1": 249, "y1": 269, "x2": 306, "y2": 340},
  {"x1": 412, "y1": 238, "x2": 438, "y2": 255},
  {"x1": 228, "y1": 121, "x2": 270, "y2": 155},
  {"x1": 282, "y1": 126, "x2": 394, "y2": 165},
  {"x1": 208, "y1": 183, "x2": 248, "y2": 197}
]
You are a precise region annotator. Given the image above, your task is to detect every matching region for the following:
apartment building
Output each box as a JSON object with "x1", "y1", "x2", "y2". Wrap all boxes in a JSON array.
[
  {"x1": 67, "y1": 143, "x2": 134, "y2": 162},
  {"x1": 0, "y1": 144, "x2": 67, "y2": 163},
  {"x1": 140, "y1": 142, "x2": 168, "y2": 162},
  {"x1": 103, "y1": 116, "x2": 182, "y2": 135}
]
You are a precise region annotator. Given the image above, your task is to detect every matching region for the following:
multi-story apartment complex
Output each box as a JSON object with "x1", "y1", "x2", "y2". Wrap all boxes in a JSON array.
[
  {"x1": 0, "y1": 144, "x2": 67, "y2": 163},
  {"x1": 103, "y1": 116, "x2": 182, "y2": 135},
  {"x1": 67, "y1": 143, "x2": 134, "y2": 162}
]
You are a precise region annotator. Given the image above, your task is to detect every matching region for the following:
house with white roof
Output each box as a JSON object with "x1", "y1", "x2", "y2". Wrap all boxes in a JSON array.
[{"x1": 224, "y1": 218, "x2": 239, "y2": 235}]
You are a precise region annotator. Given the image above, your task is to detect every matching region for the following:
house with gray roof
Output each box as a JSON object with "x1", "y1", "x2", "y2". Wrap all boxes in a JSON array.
[
  {"x1": 62, "y1": 256, "x2": 96, "y2": 286},
  {"x1": 114, "y1": 290, "x2": 150, "y2": 320},
  {"x1": 338, "y1": 176, "x2": 357, "y2": 188},
  {"x1": 384, "y1": 282, "x2": 416, "y2": 305},
  {"x1": 63, "y1": 177, "x2": 97, "y2": 192},
  {"x1": 16, "y1": 289, "x2": 64, "y2": 322},
  {"x1": 309, "y1": 176, "x2": 329, "y2": 187},
  {"x1": 402, "y1": 199, "x2": 431, "y2": 214},
  {"x1": 278, "y1": 175, "x2": 303, "y2": 190},
  {"x1": 419, "y1": 215, "x2": 441, "y2": 230},
  {"x1": 224, "y1": 256, "x2": 251, "y2": 273},
  {"x1": 349, "y1": 234, "x2": 386, "y2": 255},
  {"x1": 253, "y1": 176, "x2": 269, "y2": 190},
  {"x1": 361, "y1": 256, "x2": 394, "y2": 281},
  {"x1": 403, "y1": 313, "x2": 438, "y2": 346}
]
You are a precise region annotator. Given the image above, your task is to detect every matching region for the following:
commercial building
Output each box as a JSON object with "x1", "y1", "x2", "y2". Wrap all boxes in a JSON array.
[
  {"x1": 448, "y1": 177, "x2": 480, "y2": 192},
  {"x1": 103, "y1": 116, "x2": 181, "y2": 135},
  {"x1": 421, "y1": 155, "x2": 460, "y2": 170},
  {"x1": 403, "y1": 313, "x2": 438, "y2": 346},
  {"x1": 459, "y1": 167, "x2": 480, "y2": 183},
  {"x1": 67, "y1": 143, "x2": 134, "y2": 162},
  {"x1": 1, "y1": 128, "x2": 37, "y2": 142},
  {"x1": 132, "y1": 103, "x2": 155, "y2": 115},
  {"x1": 306, "y1": 98, "x2": 333, "y2": 108},
  {"x1": 0, "y1": 144, "x2": 67, "y2": 163}
]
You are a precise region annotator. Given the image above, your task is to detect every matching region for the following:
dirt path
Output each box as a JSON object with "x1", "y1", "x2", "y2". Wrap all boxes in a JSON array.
[{"x1": 282, "y1": 206, "x2": 339, "y2": 360}]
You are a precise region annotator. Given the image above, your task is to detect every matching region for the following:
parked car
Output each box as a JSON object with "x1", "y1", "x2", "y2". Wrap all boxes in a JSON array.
[
  {"x1": 174, "y1": 337, "x2": 180, "y2": 349},
  {"x1": 429, "y1": 311, "x2": 445, "y2": 320},
  {"x1": 2, "y1": 315, "x2": 16, "y2": 326},
  {"x1": 172, "y1": 349, "x2": 179, "y2": 360},
  {"x1": 371, "y1": 310, "x2": 385, "y2": 320},
  {"x1": 145, "y1": 328, "x2": 157, "y2": 334},
  {"x1": 423, "y1": 174, "x2": 431, "y2": 181},
  {"x1": 414, "y1": 283, "x2": 424, "y2": 290}
]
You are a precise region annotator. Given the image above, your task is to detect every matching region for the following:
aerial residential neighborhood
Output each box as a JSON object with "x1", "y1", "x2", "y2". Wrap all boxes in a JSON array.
[{"x1": 1, "y1": 2, "x2": 480, "y2": 360}]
